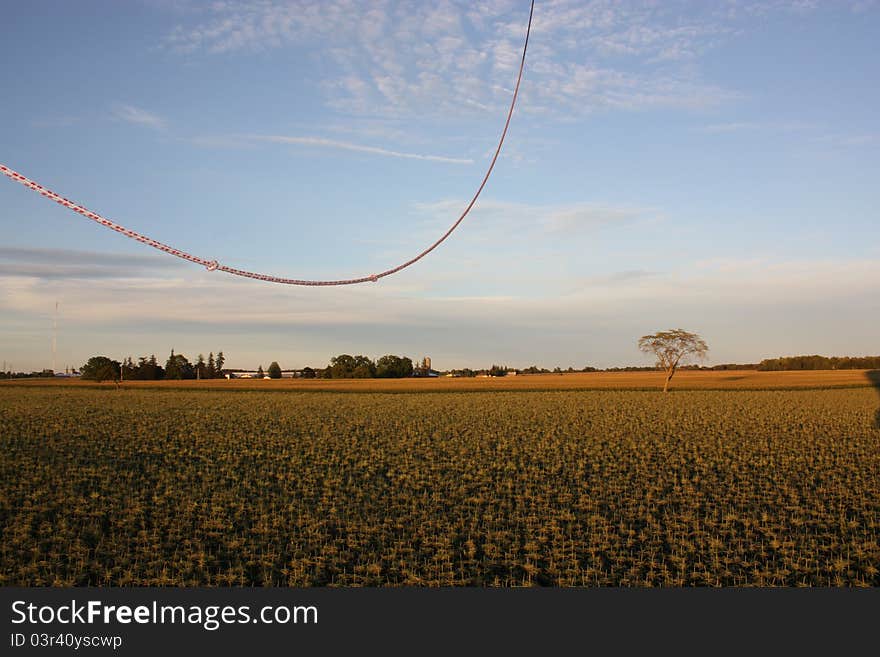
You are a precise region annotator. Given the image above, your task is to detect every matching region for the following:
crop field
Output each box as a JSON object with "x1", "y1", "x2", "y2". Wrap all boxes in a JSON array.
[
  {"x1": 1, "y1": 380, "x2": 879, "y2": 586},
  {"x1": 6, "y1": 368, "x2": 876, "y2": 392}
]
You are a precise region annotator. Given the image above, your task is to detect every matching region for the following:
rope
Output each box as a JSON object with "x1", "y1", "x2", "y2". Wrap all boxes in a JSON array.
[{"x1": 1, "y1": 0, "x2": 535, "y2": 286}]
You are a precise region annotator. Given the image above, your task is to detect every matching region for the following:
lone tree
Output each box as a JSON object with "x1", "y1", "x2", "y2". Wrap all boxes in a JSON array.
[
  {"x1": 638, "y1": 328, "x2": 708, "y2": 392},
  {"x1": 267, "y1": 361, "x2": 282, "y2": 379}
]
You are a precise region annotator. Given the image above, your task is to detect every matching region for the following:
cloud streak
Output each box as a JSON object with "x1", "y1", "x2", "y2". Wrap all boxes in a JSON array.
[
  {"x1": 255, "y1": 135, "x2": 473, "y2": 164},
  {"x1": 699, "y1": 121, "x2": 815, "y2": 134},
  {"x1": 0, "y1": 247, "x2": 183, "y2": 280},
  {"x1": 111, "y1": 103, "x2": 166, "y2": 130},
  {"x1": 413, "y1": 198, "x2": 652, "y2": 240}
]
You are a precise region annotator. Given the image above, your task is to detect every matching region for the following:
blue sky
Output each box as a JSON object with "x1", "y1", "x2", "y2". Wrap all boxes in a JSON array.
[{"x1": 1, "y1": 0, "x2": 878, "y2": 372}]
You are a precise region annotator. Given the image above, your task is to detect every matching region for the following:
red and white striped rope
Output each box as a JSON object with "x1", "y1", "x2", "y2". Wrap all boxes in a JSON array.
[{"x1": 1, "y1": 0, "x2": 534, "y2": 286}]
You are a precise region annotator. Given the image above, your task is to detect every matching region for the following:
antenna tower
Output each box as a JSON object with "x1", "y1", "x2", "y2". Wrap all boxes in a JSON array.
[{"x1": 52, "y1": 301, "x2": 58, "y2": 373}]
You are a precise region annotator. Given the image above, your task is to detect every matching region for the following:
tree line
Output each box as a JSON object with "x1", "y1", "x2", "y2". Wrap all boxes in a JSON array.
[
  {"x1": 322, "y1": 354, "x2": 416, "y2": 379},
  {"x1": 756, "y1": 355, "x2": 880, "y2": 371},
  {"x1": 80, "y1": 351, "x2": 226, "y2": 382},
  {"x1": 519, "y1": 365, "x2": 600, "y2": 375},
  {"x1": 10, "y1": 351, "x2": 879, "y2": 383}
]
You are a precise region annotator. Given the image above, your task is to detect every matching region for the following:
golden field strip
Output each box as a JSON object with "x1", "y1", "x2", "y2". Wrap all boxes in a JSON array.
[
  {"x1": 1, "y1": 377, "x2": 878, "y2": 587},
  {"x1": 3, "y1": 368, "x2": 877, "y2": 392}
]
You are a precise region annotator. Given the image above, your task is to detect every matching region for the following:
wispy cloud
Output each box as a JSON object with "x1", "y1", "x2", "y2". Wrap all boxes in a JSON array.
[
  {"x1": 698, "y1": 122, "x2": 879, "y2": 148},
  {"x1": 3, "y1": 255, "x2": 879, "y2": 370},
  {"x1": 699, "y1": 121, "x2": 814, "y2": 134},
  {"x1": 413, "y1": 198, "x2": 652, "y2": 241},
  {"x1": 815, "y1": 133, "x2": 879, "y2": 147},
  {"x1": 255, "y1": 135, "x2": 473, "y2": 164},
  {"x1": 700, "y1": 122, "x2": 765, "y2": 133},
  {"x1": 111, "y1": 103, "x2": 167, "y2": 130},
  {"x1": 520, "y1": 62, "x2": 737, "y2": 113},
  {"x1": 10, "y1": 256, "x2": 878, "y2": 320},
  {"x1": 0, "y1": 247, "x2": 183, "y2": 280},
  {"x1": 158, "y1": 0, "x2": 760, "y2": 118}
]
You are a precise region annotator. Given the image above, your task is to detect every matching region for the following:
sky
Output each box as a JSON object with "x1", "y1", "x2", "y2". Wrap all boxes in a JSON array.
[{"x1": 1, "y1": 0, "x2": 878, "y2": 372}]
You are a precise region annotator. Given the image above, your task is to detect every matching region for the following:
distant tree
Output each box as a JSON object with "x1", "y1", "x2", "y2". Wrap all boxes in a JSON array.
[
  {"x1": 81, "y1": 356, "x2": 121, "y2": 382},
  {"x1": 131, "y1": 354, "x2": 164, "y2": 380},
  {"x1": 175, "y1": 353, "x2": 194, "y2": 379},
  {"x1": 638, "y1": 328, "x2": 708, "y2": 393},
  {"x1": 328, "y1": 354, "x2": 376, "y2": 378},
  {"x1": 301, "y1": 367, "x2": 316, "y2": 379},
  {"x1": 712, "y1": 363, "x2": 759, "y2": 371},
  {"x1": 267, "y1": 361, "x2": 282, "y2": 379},
  {"x1": 146, "y1": 354, "x2": 164, "y2": 380},
  {"x1": 207, "y1": 352, "x2": 216, "y2": 379},
  {"x1": 215, "y1": 352, "x2": 225, "y2": 377},
  {"x1": 121, "y1": 356, "x2": 136, "y2": 381},
  {"x1": 354, "y1": 355, "x2": 375, "y2": 377},
  {"x1": 376, "y1": 355, "x2": 414, "y2": 378},
  {"x1": 196, "y1": 354, "x2": 206, "y2": 380},
  {"x1": 329, "y1": 354, "x2": 355, "y2": 378},
  {"x1": 165, "y1": 350, "x2": 195, "y2": 380},
  {"x1": 256, "y1": 364, "x2": 265, "y2": 378},
  {"x1": 165, "y1": 349, "x2": 179, "y2": 379},
  {"x1": 488, "y1": 364, "x2": 508, "y2": 377}
]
